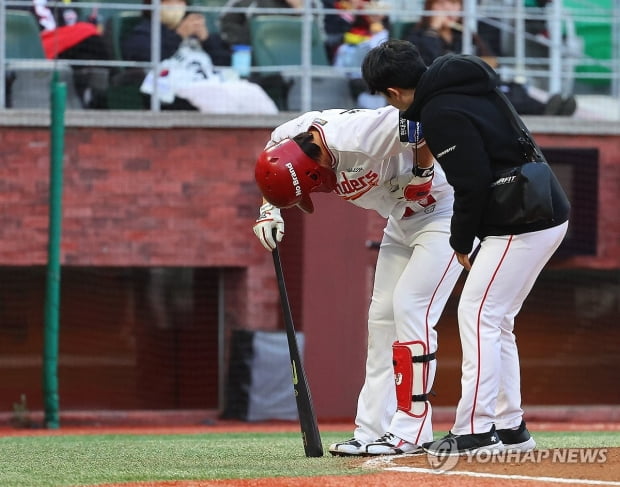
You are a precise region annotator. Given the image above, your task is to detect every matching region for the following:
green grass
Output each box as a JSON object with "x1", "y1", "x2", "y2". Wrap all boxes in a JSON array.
[{"x1": 0, "y1": 430, "x2": 618, "y2": 487}]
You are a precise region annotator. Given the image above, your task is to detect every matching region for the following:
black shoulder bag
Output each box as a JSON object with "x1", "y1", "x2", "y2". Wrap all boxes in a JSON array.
[{"x1": 483, "y1": 88, "x2": 567, "y2": 226}]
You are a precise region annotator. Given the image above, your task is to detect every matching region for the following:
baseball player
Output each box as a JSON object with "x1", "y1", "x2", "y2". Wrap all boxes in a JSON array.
[
  {"x1": 252, "y1": 106, "x2": 464, "y2": 455},
  {"x1": 362, "y1": 40, "x2": 570, "y2": 455}
]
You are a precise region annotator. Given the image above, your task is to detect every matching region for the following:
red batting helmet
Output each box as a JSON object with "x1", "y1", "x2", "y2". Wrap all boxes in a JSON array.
[{"x1": 255, "y1": 138, "x2": 336, "y2": 213}]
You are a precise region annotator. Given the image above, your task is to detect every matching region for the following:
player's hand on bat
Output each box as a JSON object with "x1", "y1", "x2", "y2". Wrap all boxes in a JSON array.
[{"x1": 253, "y1": 203, "x2": 284, "y2": 251}]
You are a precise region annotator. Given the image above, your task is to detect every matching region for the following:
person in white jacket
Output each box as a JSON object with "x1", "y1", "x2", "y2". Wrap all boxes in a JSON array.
[{"x1": 252, "y1": 106, "x2": 463, "y2": 455}]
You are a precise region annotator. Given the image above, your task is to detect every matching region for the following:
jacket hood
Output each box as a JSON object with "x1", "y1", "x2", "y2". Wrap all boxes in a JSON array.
[{"x1": 404, "y1": 54, "x2": 499, "y2": 120}]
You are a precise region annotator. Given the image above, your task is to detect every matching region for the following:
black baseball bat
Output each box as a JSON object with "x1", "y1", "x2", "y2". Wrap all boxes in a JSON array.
[{"x1": 271, "y1": 232, "x2": 323, "y2": 457}]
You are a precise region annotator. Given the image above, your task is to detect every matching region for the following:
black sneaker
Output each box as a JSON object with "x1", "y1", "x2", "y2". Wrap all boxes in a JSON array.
[
  {"x1": 496, "y1": 420, "x2": 536, "y2": 452},
  {"x1": 559, "y1": 95, "x2": 577, "y2": 116},
  {"x1": 423, "y1": 426, "x2": 504, "y2": 456},
  {"x1": 543, "y1": 94, "x2": 564, "y2": 115}
]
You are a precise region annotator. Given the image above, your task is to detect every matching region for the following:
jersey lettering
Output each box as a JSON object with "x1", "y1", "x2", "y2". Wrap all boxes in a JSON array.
[{"x1": 335, "y1": 170, "x2": 380, "y2": 200}]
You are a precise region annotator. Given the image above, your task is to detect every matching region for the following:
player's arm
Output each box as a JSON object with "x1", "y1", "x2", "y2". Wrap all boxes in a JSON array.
[
  {"x1": 390, "y1": 125, "x2": 436, "y2": 201},
  {"x1": 403, "y1": 142, "x2": 435, "y2": 199}
]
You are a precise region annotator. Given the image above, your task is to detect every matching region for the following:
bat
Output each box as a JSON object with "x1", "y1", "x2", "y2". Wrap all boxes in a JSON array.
[{"x1": 271, "y1": 231, "x2": 323, "y2": 457}]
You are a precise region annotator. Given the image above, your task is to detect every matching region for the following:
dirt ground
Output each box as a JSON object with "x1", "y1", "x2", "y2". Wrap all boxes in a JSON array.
[
  {"x1": 92, "y1": 447, "x2": 620, "y2": 487},
  {"x1": 92, "y1": 446, "x2": 620, "y2": 487},
  {"x1": 375, "y1": 446, "x2": 620, "y2": 480}
]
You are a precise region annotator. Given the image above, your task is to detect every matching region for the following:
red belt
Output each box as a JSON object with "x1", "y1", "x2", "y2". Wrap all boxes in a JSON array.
[{"x1": 403, "y1": 207, "x2": 416, "y2": 218}]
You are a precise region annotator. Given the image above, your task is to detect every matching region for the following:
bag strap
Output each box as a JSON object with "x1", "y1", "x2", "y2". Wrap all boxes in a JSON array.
[{"x1": 494, "y1": 87, "x2": 546, "y2": 163}]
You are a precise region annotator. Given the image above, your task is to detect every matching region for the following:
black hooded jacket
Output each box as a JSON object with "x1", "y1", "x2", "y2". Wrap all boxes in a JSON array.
[{"x1": 402, "y1": 54, "x2": 570, "y2": 254}]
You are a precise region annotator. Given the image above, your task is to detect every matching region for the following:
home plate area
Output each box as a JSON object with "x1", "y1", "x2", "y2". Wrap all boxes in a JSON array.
[{"x1": 361, "y1": 447, "x2": 620, "y2": 485}]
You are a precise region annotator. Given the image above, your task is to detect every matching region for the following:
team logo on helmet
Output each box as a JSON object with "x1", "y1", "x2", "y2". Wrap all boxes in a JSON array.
[{"x1": 285, "y1": 162, "x2": 303, "y2": 197}]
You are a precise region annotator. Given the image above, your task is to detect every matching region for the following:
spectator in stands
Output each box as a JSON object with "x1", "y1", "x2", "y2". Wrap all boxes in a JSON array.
[
  {"x1": 121, "y1": 0, "x2": 232, "y2": 110},
  {"x1": 323, "y1": 0, "x2": 368, "y2": 62},
  {"x1": 31, "y1": 0, "x2": 109, "y2": 60},
  {"x1": 122, "y1": 0, "x2": 232, "y2": 67},
  {"x1": 402, "y1": 0, "x2": 576, "y2": 115},
  {"x1": 403, "y1": 0, "x2": 497, "y2": 67},
  {"x1": 121, "y1": 0, "x2": 279, "y2": 113},
  {"x1": 217, "y1": 0, "x2": 308, "y2": 110},
  {"x1": 218, "y1": 0, "x2": 303, "y2": 47},
  {"x1": 331, "y1": 0, "x2": 390, "y2": 108},
  {"x1": 29, "y1": 0, "x2": 111, "y2": 107}
]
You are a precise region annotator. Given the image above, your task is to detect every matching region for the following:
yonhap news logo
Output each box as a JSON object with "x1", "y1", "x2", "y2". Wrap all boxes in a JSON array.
[{"x1": 426, "y1": 445, "x2": 608, "y2": 472}]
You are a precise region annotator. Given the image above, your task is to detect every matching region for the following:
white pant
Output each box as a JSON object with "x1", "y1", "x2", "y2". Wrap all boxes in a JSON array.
[
  {"x1": 353, "y1": 213, "x2": 463, "y2": 445},
  {"x1": 451, "y1": 222, "x2": 569, "y2": 435}
]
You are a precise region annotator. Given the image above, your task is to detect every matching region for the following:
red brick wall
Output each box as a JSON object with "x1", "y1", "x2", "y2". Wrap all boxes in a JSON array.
[{"x1": 0, "y1": 126, "x2": 282, "y2": 331}]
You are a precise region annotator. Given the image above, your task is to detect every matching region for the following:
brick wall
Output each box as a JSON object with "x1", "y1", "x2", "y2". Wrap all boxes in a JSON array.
[{"x1": 0, "y1": 126, "x2": 282, "y2": 331}]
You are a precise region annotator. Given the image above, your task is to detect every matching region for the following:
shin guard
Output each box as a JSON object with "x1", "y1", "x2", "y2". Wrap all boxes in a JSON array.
[{"x1": 393, "y1": 340, "x2": 435, "y2": 417}]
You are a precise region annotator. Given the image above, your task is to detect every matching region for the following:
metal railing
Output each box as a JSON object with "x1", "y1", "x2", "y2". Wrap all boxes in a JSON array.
[{"x1": 2, "y1": 0, "x2": 618, "y2": 112}]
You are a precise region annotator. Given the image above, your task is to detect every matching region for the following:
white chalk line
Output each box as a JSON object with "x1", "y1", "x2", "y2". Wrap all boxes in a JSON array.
[
  {"x1": 383, "y1": 466, "x2": 620, "y2": 486},
  {"x1": 362, "y1": 455, "x2": 620, "y2": 486}
]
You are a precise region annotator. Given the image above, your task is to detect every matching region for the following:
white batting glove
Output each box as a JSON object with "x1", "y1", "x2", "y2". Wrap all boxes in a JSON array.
[{"x1": 253, "y1": 203, "x2": 284, "y2": 251}]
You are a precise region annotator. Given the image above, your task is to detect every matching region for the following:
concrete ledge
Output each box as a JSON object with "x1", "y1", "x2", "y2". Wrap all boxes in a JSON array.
[
  {"x1": 432, "y1": 405, "x2": 620, "y2": 425},
  {"x1": 1, "y1": 109, "x2": 619, "y2": 135},
  {"x1": 1, "y1": 405, "x2": 619, "y2": 429}
]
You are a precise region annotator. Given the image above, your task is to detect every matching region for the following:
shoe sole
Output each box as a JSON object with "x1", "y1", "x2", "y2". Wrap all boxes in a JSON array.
[
  {"x1": 329, "y1": 440, "x2": 365, "y2": 457},
  {"x1": 503, "y1": 437, "x2": 536, "y2": 453},
  {"x1": 424, "y1": 442, "x2": 505, "y2": 457},
  {"x1": 329, "y1": 450, "x2": 365, "y2": 457},
  {"x1": 329, "y1": 445, "x2": 365, "y2": 457},
  {"x1": 364, "y1": 447, "x2": 424, "y2": 456}
]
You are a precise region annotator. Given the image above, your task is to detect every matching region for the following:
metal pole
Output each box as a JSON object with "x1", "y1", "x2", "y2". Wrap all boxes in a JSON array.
[
  {"x1": 462, "y1": 0, "x2": 476, "y2": 55},
  {"x1": 43, "y1": 72, "x2": 66, "y2": 430},
  {"x1": 0, "y1": 3, "x2": 6, "y2": 108},
  {"x1": 514, "y1": 0, "x2": 526, "y2": 81},
  {"x1": 548, "y1": 0, "x2": 563, "y2": 95},
  {"x1": 150, "y1": 0, "x2": 162, "y2": 111},
  {"x1": 300, "y1": 1, "x2": 313, "y2": 112},
  {"x1": 217, "y1": 272, "x2": 225, "y2": 412},
  {"x1": 613, "y1": 0, "x2": 620, "y2": 97}
]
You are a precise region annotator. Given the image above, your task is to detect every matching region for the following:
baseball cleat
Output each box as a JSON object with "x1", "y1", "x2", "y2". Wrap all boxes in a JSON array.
[
  {"x1": 329, "y1": 438, "x2": 366, "y2": 456},
  {"x1": 423, "y1": 426, "x2": 505, "y2": 456},
  {"x1": 364, "y1": 432, "x2": 422, "y2": 455},
  {"x1": 496, "y1": 420, "x2": 536, "y2": 452}
]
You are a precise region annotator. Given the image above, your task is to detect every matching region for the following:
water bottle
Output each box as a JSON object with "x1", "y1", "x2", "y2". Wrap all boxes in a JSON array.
[{"x1": 231, "y1": 45, "x2": 252, "y2": 78}]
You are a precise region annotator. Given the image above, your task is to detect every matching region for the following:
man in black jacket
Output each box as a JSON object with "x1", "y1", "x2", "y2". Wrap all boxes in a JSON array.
[{"x1": 361, "y1": 39, "x2": 570, "y2": 456}]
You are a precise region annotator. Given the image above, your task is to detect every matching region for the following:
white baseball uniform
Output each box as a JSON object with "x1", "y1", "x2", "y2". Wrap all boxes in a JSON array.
[{"x1": 267, "y1": 106, "x2": 464, "y2": 445}]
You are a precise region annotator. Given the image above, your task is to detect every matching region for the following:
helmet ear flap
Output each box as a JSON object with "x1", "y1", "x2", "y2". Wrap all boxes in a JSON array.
[{"x1": 306, "y1": 168, "x2": 321, "y2": 185}]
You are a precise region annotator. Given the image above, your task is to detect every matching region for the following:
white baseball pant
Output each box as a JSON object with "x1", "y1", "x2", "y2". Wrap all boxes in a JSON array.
[
  {"x1": 451, "y1": 221, "x2": 569, "y2": 435},
  {"x1": 353, "y1": 213, "x2": 463, "y2": 445}
]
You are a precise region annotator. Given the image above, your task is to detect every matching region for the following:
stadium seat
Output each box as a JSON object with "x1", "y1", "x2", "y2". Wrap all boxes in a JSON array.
[
  {"x1": 103, "y1": 10, "x2": 143, "y2": 61},
  {"x1": 5, "y1": 10, "x2": 46, "y2": 59},
  {"x1": 249, "y1": 15, "x2": 353, "y2": 110},
  {"x1": 4, "y1": 9, "x2": 83, "y2": 109},
  {"x1": 389, "y1": 21, "x2": 415, "y2": 40},
  {"x1": 249, "y1": 15, "x2": 329, "y2": 67},
  {"x1": 102, "y1": 10, "x2": 145, "y2": 109}
]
